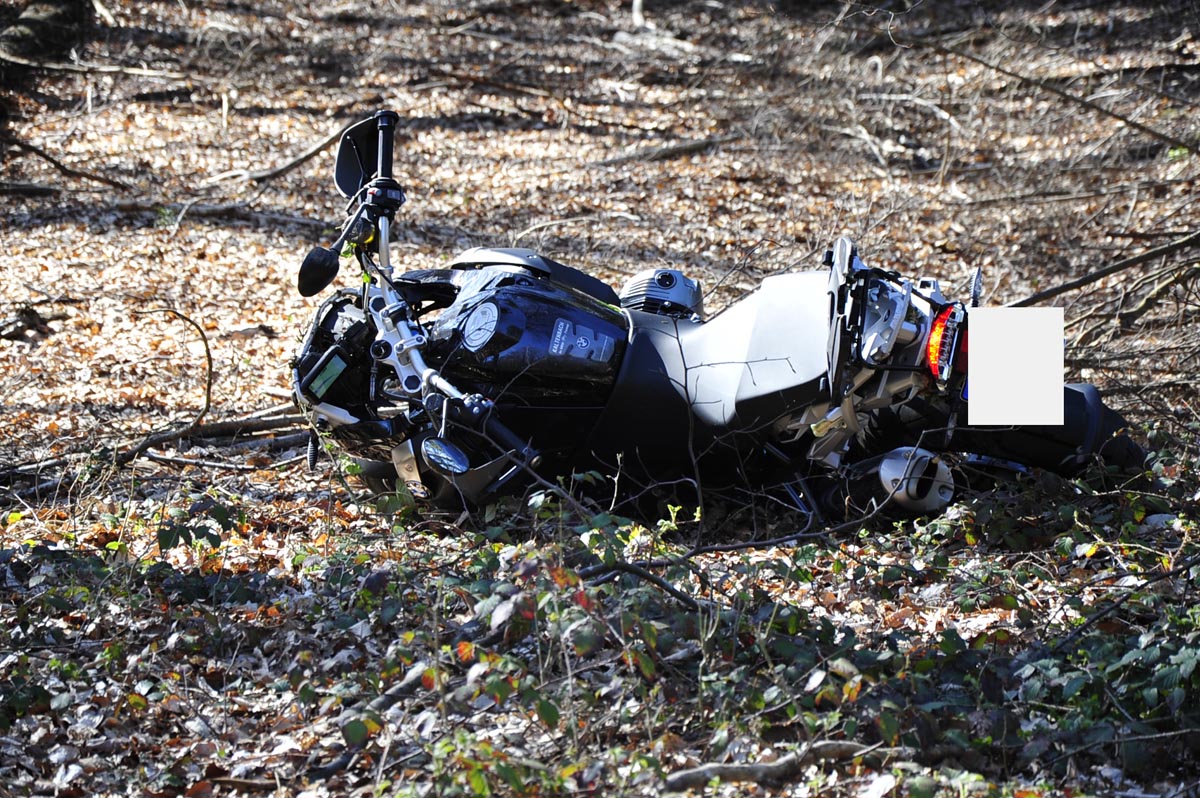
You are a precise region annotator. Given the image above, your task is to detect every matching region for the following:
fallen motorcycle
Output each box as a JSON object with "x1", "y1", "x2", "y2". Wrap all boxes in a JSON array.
[{"x1": 291, "y1": 111, "x2": 1142, "y2": 520}]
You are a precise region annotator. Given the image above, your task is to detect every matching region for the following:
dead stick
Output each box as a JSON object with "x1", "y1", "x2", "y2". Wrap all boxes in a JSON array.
[
  {"x1": 221, "y1": 432, "x2": 310, "y2": 452},
  {"x1": 0, "y1": 49, "x2": 186, "y2": 80},
  {"x1": 1117, "y1": 266, "x2": 1199, "y2": 327},
  {"x1": 121, "y1": 417, "x2": 307, "y2": 463},
  {"x1": 0, "y1": 182, "x2": 58, "y2": 196},
  {"x1": 595, "y1": 135, "x2": 739, "y2": 167},
  {"x1": 208, "y1": 120, "x2": 355, "y2": 184},
  {"x1": 113, "y1": 199, "x2": 327, "y2": 230},
  {"x1": 0, "y1": 135, "x2": 131, "y2": 190},
  {"x1": 118, "y1": 308, "x2": 213, "y2": 466},
  {"x1": 1, "y1": 417, "x2": 304, "y2": 483},
  {"x1": 934, "y1": 44, "x2": 1198, "y2": 157},
  {"x1": 586, "y1": 560, "x2": 698, "y2": 611},
  {"x1": 187, "y1": 416, "x2": 306, "y2": 437},
  {"x1": 144, "y1": 452, "x2": 256, "y2": 472},
  {"x1": 664, "y1": 741, "x2": 877, "y2": 792},
  {"x1": 1009, "y1": 229, "x2": 1200, "y2": 307}
]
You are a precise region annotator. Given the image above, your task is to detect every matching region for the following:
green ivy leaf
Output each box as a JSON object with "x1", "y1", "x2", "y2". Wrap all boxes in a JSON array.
[
  {"x1": 342, "y1": 719, "x2": 369, "y2": 746},
  {"x1": 467, "y1": 768, "x2": 488, "y2": 795},
  {"x1": 1062, "y1": 674, "x2": 1089, "y2": 699},
  {"x1": 1167, "y1": 686, "x2": 1187, "y2": 714},
  {"x1": 536, "y1": 698, "x2": 560, "y2": 729}
]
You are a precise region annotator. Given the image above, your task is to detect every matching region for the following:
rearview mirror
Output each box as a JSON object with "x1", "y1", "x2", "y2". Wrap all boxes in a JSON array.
[
  {"x1": 297, "y1": 246, "x2": 341, "y2": 297},
  {"x1": 421, "y1": 437, "x2": 471, "y2": 476},
  {"x1": 334, "y1": 117, "x2": 379, "y2": 198}
]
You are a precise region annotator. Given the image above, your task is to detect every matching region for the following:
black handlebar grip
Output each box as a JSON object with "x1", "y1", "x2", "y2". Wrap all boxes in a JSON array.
[
  {"x1": 375, "y1": 110, "x2": 400, "y2": 180},
  {"x1": 484, "y1": 412, "x2": 536, "y2": 463}
]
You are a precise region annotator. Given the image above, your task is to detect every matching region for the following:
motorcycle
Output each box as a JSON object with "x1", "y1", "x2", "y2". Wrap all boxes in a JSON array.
[{"x1": 291, "y1": 110, "x2": 1142, "y2": 521}]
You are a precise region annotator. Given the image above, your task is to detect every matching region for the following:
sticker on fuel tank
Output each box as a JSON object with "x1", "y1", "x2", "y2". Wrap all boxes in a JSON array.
[
  {"x1": 462, "y1": 302, "x2": 499, "y2": 351},
  {"x1": 550, "y1": 318, "x2": 614, "y2": 362}
]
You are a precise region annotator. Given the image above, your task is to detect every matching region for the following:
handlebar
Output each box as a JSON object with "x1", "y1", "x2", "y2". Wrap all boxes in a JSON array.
[
  {"x1": 483, "y1": 411, "x2": 539, "y2": 466},
  {"x1": 374, "y1": 110, "x2": 399, "y2": 181},
  {"x1": 422, "y1": 370, "x2": 539, "y2": 466}
]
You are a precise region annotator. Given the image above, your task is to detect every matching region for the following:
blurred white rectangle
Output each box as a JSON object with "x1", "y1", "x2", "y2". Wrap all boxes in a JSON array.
[{"x1": 966, "y1": 307, "x2": 1063, "y2": 425}]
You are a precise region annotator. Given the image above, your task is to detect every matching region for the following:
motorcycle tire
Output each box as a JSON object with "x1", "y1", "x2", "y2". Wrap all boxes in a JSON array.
[{"x1": 861, "y1": 384, "x2": 1146, "y2": 477}]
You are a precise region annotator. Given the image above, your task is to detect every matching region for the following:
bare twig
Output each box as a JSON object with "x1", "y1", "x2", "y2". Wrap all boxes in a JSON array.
[
  {"x1": 1050, "y1": 550, "x2": 1200, "y2": 655},
  {"x1": 0, "y1": 182, "x2": 59, "y2": 196},
  {"x1": 1117, "y1": 266, "x2": 1200, "y2": 328},
  {"x1": 112, "y1": 199, "x2": 327, "y2": 230},
  {"x1": 91, "y1": 0, "x2": 117, "y2": 27},
  {"x1": 144, "y1": 452, "x2": 257, "y2": 472},
  {"x1": 1010, "y1": 229, "x2": 1200, "y2": 307},
  {"x1": 0, "y1": 49, "x2": 186, "y2": 80},
  {"x1": 663, "y1": 741, "x2": 879, "y2": 792},
  {"x1": 593, "y1": 135, "x2": 739, "y2": 167},
  {"x1": 0, "y1": 134, "x2": 131, "y2": 190},
  {"x1": 933, "y1": 44, "x2": 1199, "y2": 157},
  {"x1": 589, "y1": 559, "x2": 699, "y2": 611},
  {"x1": 960, "y1": 179, "x2": 1192, "y2": 208},
  {"x1": 511, "y1": 215, "x2": 592, "y2": 246},
  {"x1": 118, "y1": 308, "x2": 213, "y2": 466},
  {"x1": 206, "y1": 120, "x2": 355, "y2": 184},
  {"x1": 858, "y1": 92, "x2": 961, "y2": 131}
]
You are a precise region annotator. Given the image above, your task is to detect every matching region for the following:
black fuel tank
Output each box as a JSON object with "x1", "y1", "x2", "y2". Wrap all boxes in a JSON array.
[{"x1": 424, "y1": 267, "x2": 628, "y2": 402}]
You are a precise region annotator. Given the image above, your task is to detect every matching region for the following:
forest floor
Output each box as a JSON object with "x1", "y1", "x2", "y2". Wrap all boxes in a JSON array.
[{"x1": 2, "y1": 1, "x2": 1200, "y2": 796}]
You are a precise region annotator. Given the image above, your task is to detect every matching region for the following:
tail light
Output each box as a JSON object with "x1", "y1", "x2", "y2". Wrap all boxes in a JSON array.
[{"x1": 926, "y1": 303, "x2": 965, "y2": 382}]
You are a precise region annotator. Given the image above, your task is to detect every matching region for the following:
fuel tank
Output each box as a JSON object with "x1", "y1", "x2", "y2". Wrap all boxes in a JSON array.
[{"x1": 424, "y1": 266, "x2": 628, "y2": 403}]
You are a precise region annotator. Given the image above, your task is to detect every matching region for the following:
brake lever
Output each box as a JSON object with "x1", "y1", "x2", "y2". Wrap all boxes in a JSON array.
[{"x1": 421, "y1": 371, "x2": 540, "y2": 467}]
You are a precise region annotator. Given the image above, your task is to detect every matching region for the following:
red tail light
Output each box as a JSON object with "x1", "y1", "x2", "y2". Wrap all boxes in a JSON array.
[
  {"x1": 926, "y1": 305, "x2": 955, "y2": 380},
  {"x1": 927, "y1": 304, "x2": 967, "y2": 382}
]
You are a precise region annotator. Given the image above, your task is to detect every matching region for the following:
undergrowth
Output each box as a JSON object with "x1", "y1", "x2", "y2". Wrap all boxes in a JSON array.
[{"x1": 2, "y1": 436, "x2": 1198, "y2": 796}]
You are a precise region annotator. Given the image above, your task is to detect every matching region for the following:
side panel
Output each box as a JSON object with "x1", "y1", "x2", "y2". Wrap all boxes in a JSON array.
[
  {"x1": 682, "y1": 271, "x2": 830, "y2": 429},
  {"x1": 586, "y1": 272, "x2": 832, "y2": 482},
  {"x1": 586, "y1": 311, "x2": 699, "y2": 477}
]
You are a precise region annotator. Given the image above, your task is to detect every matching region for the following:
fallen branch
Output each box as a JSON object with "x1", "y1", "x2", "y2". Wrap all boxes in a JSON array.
[
  {"x1": 0, "y1": 182, "x2": 58, "y2": 196},
  {"x1": 118, "y1": 308, "x2": 212, "y2": 466},
  {"x1": 960, "y1": 179, "x2": 1192, "y2": 208},
  {"x1": 144, "y1": 452, "x2": 257, "y2": 472},
  {"x1": 583, "y1": 559, "x2": 699, "y2": 611},
  {"x1": 1116, "y1": 265, "x2": 1200, "y2": 328},
  {"x1": 0, "y1": 48, "x2": 186, "y2": 80},
  {"x1": 663, "y1": 741, "x2": 877, "y2": 792},
  {"x1": 206, "y1": 119, "x2": 355, "y2": 184},
  {"x1": 858, "y1": 92, "x2": 961, "y2": 131},
  {"x1": 113, "y1": 199, "x2": 327, "y2": 230},
  {"x1": 186, "y1": 416, "x2": 306, "y2": 438},
  {"x1": 221, "y1": 431, "x2": 310, "y2": 453},
  {"x1": 594, "y1": 135, "x2": 738, "y2": 167},
  {"x1": 1009, "y1": 228, "x2": 1200, "y2": 307},
  {"x1": 933, "y1": 43, "x2": 1199, "y2": 157},
  {"x1": 119, "y1": 416, "x2": 308, "y2": 466},
  {"x1": 0, "y1": 416, "x2": 304, "y2": 484},
  {"x1": 1050, "y1": 549, "x2": 1200, "y2": 655},
  {"x1": 0, "y1": 134, "x2": 131, "y2": 190}
]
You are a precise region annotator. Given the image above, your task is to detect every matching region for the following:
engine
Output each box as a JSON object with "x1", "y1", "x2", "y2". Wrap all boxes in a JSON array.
[{"x1": 619, "y1": 269, "x2": 704, "y2": 319}]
